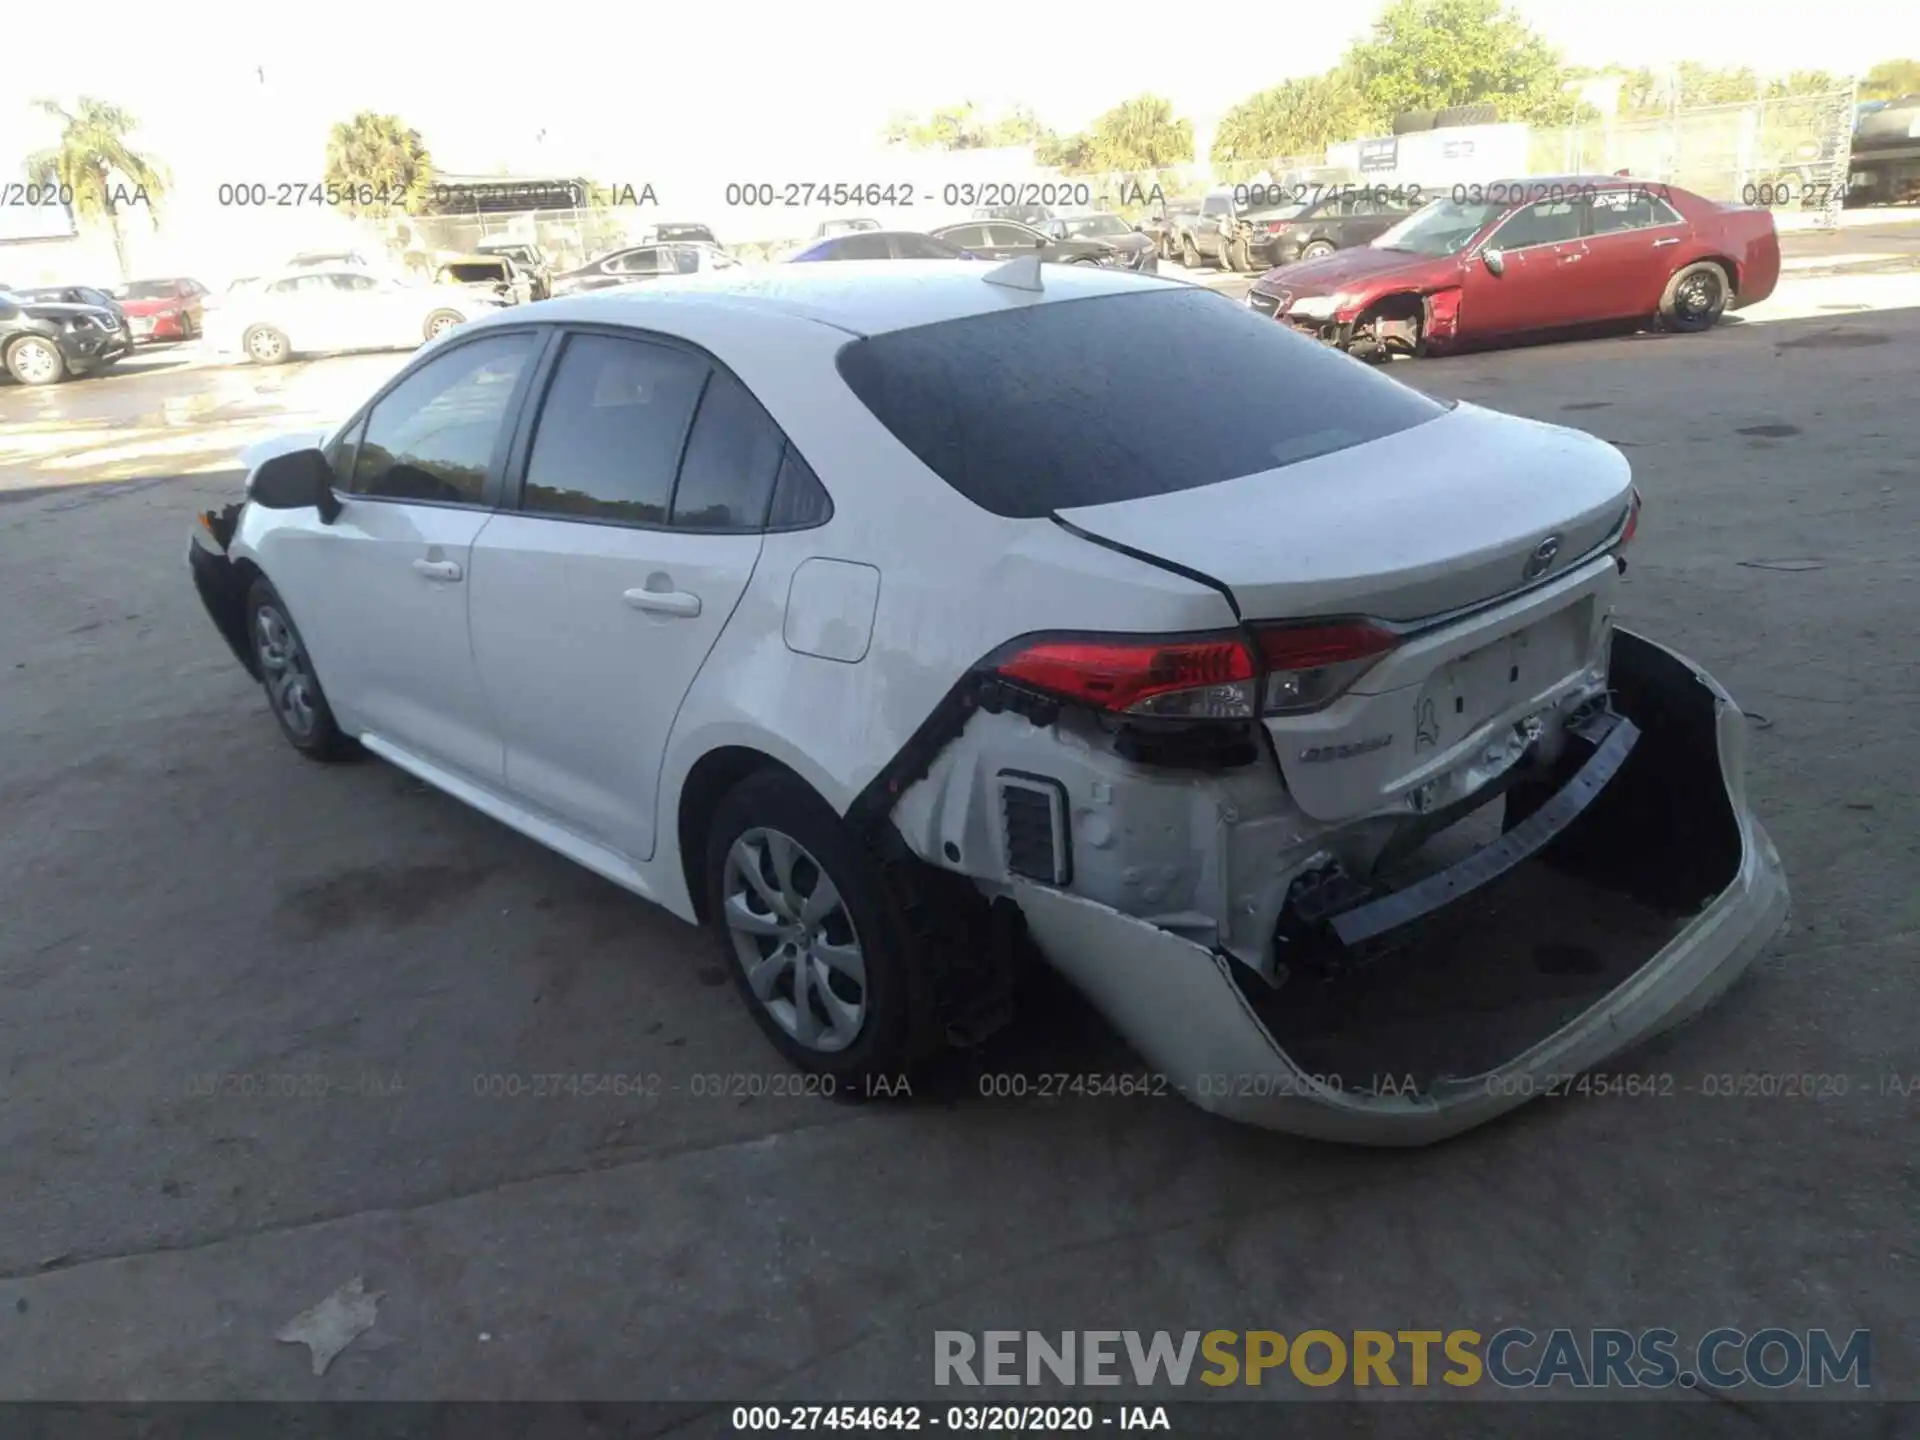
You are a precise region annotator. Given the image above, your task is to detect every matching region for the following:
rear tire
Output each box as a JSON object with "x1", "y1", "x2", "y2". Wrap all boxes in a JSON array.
[
  {"x1": 1659, "y1": 261, "x2": 1729, "y2": 333},
  {"x1": 704, "y1": 770, "x2": 943, "y2": 1086},
  {"x1": 244, "y1": 578, "x2": 357, "y2": 761},
  {"x1": 423, "y1": 309, "x2": 463, "y2": 341},
  {"x1": 1301, "y1": 239, "x2": 1337, "y2": 260},
  {"x1": 5, "y1": 335, "x2": 67, "y2": 386}
]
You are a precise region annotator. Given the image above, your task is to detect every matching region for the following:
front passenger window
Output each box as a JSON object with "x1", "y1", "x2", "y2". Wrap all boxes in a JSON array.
[
  {"x1": 348, "y1": 333, "x2": 538, "y2": 505},
  {"x1": 1492, "y1": 200, "x2": 1584, "y2": 249}
]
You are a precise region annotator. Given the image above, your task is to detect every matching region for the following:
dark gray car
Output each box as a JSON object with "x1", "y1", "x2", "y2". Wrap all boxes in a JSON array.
[
  {"x1": 929, "y1": 219, "x2": 1123, "y2": 267},
  {"x1": 1041, "y1": 212, "x2": 1158, "y2": 273}
]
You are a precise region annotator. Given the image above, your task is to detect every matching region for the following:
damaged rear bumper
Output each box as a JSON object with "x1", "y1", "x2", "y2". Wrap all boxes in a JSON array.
[{"x1": 1009, "y1": 630, "x2": 1788, "y2": 1145}]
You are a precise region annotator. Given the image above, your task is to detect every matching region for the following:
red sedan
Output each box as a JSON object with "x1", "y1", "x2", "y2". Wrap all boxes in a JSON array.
[
  {"x1": 1245, "y1": 177, "x2": 1780, "y2": 358},
  {"x1": 115, "y1": 277, "x2": 209, "y2": 344}
]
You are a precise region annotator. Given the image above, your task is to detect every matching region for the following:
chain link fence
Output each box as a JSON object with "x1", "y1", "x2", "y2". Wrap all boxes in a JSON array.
[{"x1": 1075, "y1": 91, "x2": 1859, "y2": 232}]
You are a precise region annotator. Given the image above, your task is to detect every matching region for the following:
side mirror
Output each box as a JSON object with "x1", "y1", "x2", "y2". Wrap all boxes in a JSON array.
[
  {"x1": 250, "y1": 447, "x2": 342, "y2": 523},
  {"x1": 1482, "y1": 248, "x2": 1506, "y2": 277}
]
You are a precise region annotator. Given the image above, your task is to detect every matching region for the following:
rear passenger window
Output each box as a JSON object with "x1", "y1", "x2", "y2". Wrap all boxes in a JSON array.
[
  {"x1": 766, "y1": 446, "x2": 833, "y2": 530},
  {"x1": 671, "y1": 371, "x2": 787, "y2": 530},
  {"x1": 520, "y1": 334, "x2": 709, "y2": 525}
]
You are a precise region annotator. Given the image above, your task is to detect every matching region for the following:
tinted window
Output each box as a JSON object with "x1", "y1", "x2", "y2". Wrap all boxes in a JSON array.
[
  {"x1": 520, "y1": 334, "x2": 709, "y2": 525},
  {"x1": 671, "y1": 370, "x2": 787, "y2": 529},
  {"x1": 349, "y1": 333, "x2": 538, "y2": 504},
  {"x1": 836, "y1": 233, "x2": 893, "y2": 260},
  {"x1": 331, "y1": 273, "x2": 380, "y2": 291},
  {"x1": 613, "y1": 249, "x2": 663, "y2": 275},
  {"x1": 836, "y1": 287, "x2": 1445, "y2": 518},
  {"x1": 1589, "y1": 190, "x2": 1683, "y2": 233},
  {"x1": 987, "y1": 224, "x2": 1040, "y2": 247},
  {"x1": 1201, "y1": 194, "x2": 1230, "y2": 215},
  {"x1": 939, "y1": 225, "x2": 990, "y2": 250},
  {"x1": 1493, "y1": 199, "x2": 1583, "y2": 248},
  {"x1": 890, "y1": 233, "x2": 963, "y2": 259},
  {"x1": 767, "y1": 446, "x2": 833, "y2": 529}
]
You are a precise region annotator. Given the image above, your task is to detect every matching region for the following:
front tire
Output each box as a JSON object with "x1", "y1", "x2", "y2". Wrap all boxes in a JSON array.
[
  {"x1": 1659, "y1": 261, "x2": 1729, "y2": 333},
  {"x1": 1301, "y1": 239, "x2": 1337, "y2": 260},
  {"x1": 245, "y1": 578, "x2": 356, "y2": 761},
  {"x1": 424, "y1": 309, "x2": 463, "y2": 341},
  {"x1": 243, "y1": 325, "x2": 291, "y2": 366},
  {"x1": 705, "y1": 770, "x2": 940, "y2": 1085},
  {"x1": 1226, "y1": 236, "x2": 1250, "y2": 272},
  {"x1": 1180, "y1": 235, "x2": 1199, "y2": 268},
  {"x1": 5, "y1": 335, "x2": 68, "y2": 386}
]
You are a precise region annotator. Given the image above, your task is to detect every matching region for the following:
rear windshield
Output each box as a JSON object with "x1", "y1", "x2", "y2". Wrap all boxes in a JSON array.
[{"x1": 835, "y1": 287, "x2": 1445, "y2": 517}]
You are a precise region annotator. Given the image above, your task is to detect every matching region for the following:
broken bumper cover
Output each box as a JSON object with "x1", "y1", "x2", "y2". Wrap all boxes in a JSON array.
[
  {"x1": 188, "y1": 506, "x2": 259, "y2": 679},
  {"x1": 1009, "y1": 630, "x2": 1789, "y2": 1146}
]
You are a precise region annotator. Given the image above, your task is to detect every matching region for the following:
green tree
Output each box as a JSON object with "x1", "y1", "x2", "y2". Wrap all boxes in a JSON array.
[
  {"x1": 1212, "y1": 71, "x2": 1375, "y2": 165},
  {"x1": 1860, "y1": 58, "x2": 1920, "y2": 100},
  {"x1": 1082, "y1": 94, "x2": 1194, "y2": 171},
  {"x1": 324, "y1": 112, "x2": 434, "y2": 217},
  {"x1": 1342, "y1": 0, "x2": 1581, "y2": 125},
  {"x1": 884, "y1": 102, "x2": 1059, "y2": 151},
  {"x1": 25, "y1": 97, "x2": 168, "y2": 281}
]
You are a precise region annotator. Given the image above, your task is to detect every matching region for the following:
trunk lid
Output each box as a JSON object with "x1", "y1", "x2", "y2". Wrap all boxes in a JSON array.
[
  {"x1": 1052, "y1": 401, "x2": 1632, "y2": 625},
  {"x1": 1055, "y1": 402, "x2": 1634, "y2": 824}
]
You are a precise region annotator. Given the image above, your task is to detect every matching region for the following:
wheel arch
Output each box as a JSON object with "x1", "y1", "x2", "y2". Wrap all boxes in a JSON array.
[
  {"x1": 674, "y1": 744, "x2": 831, "y2": 924},
  {"x1": 1691, "y1": 253, "x2": 1741, "y2": 296}
]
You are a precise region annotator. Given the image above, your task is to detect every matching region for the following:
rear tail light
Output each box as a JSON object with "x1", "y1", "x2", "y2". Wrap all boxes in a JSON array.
[
  {"x1": 993, "y1": 621, "x2": 1401, "y2": 721},
  {"x1": 1618, "y1": 486, "x2": 1642, "y2": 548},
  {"x1": 994, "y1": 635, "x2": 1259, "y2": 719},
  {"x1": 1265, "y1": 221, "x2": 1293, "y2": 234},
  {"x1": 1253, "y1": 620, "x2": 1401, "y2": 714}
]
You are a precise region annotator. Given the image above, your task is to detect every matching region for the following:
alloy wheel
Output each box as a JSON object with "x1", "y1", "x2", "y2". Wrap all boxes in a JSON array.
[
  {"x1": 721, "y1": 827, "x2": 867, "y2": 1053},
  {"x1": 10, "y1": 338, "x2": 60, "y2": 384},
  {"x1": 1676, "y1": 271, "x2": 1722, "y2": 318},
  {"x1": 254, "y1": 604, "x2": 317, "y2": 738}
]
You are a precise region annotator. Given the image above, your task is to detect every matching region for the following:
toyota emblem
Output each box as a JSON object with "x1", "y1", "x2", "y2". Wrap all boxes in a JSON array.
[{"x1": 1523, "y1": 534, "x2": 1562, "y2": 581}]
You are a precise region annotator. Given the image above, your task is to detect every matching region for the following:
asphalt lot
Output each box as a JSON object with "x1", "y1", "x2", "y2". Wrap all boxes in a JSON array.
[{"x1": 0, "y1": 275, "x2": 1915, "y2": 1417}]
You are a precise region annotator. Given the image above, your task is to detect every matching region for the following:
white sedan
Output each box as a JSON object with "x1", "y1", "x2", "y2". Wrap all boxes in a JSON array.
[
  {"x1": 205, "y1": 268, "x2": 508, "y2": 366},
  {"x1": 186, "y1": 260, "x2": 1787, "y2": 1144}
]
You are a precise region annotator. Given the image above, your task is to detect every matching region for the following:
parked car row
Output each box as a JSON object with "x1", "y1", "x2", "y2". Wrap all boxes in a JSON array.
[{"x1": 786, "y1": 212, "x2": 1159, "y2": 273}]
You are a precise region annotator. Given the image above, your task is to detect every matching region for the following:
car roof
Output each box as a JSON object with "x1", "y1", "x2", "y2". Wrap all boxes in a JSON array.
[
  {"x1": 482, "y1": 260, "x2": 1186, "y2": 338},
  {"x1": 1048, "y1": 210, "x2": 1124, "y2": 222}
]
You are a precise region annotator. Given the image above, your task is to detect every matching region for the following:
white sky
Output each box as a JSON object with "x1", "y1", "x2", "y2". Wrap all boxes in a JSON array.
[{"x1": 8, "y1": 0, "x2": 1916, "y2": 177}]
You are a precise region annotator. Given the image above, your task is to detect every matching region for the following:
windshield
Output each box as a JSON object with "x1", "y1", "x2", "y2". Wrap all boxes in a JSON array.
[
  {"x1": 118, "y1": 281, "x2": 177, "y2": 300},
  {"x1": 1055, "y1": 215, "x2": 1130, "y2": 239},
  {"x1": 1371, "y1": 199, "x2": 1507, "y2": 256}
]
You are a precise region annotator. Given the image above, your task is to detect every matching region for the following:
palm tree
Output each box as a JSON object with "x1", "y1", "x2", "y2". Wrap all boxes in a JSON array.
[
  {"x1": 26, "y1": 98, "x2": 168, "y2": 281},
  {"x1": 324, "y1": 113, "x2": 434, "y2": 217}
]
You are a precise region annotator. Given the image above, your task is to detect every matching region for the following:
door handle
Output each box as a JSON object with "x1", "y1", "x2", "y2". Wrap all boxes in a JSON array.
[
  {"x1": 624, "y1": 587, "x2": 702, "y2": 618},
  {"x1": 412, "y1": 558, "x2": 463, "y2": 582},
  {"x1": 1652, "y1": 236, "x2": 1681, "y2": 248}
]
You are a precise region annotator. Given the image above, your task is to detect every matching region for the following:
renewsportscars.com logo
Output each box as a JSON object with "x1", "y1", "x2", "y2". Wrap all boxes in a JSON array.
[{"x1": 934, "y1": 1329, "x2": 1872, "y2": 1391}]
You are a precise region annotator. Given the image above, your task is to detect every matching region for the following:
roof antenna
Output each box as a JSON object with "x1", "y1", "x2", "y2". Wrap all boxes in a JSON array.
[{"x1": 981, "y1": 253, "x2": 1044, "y2": 292}]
